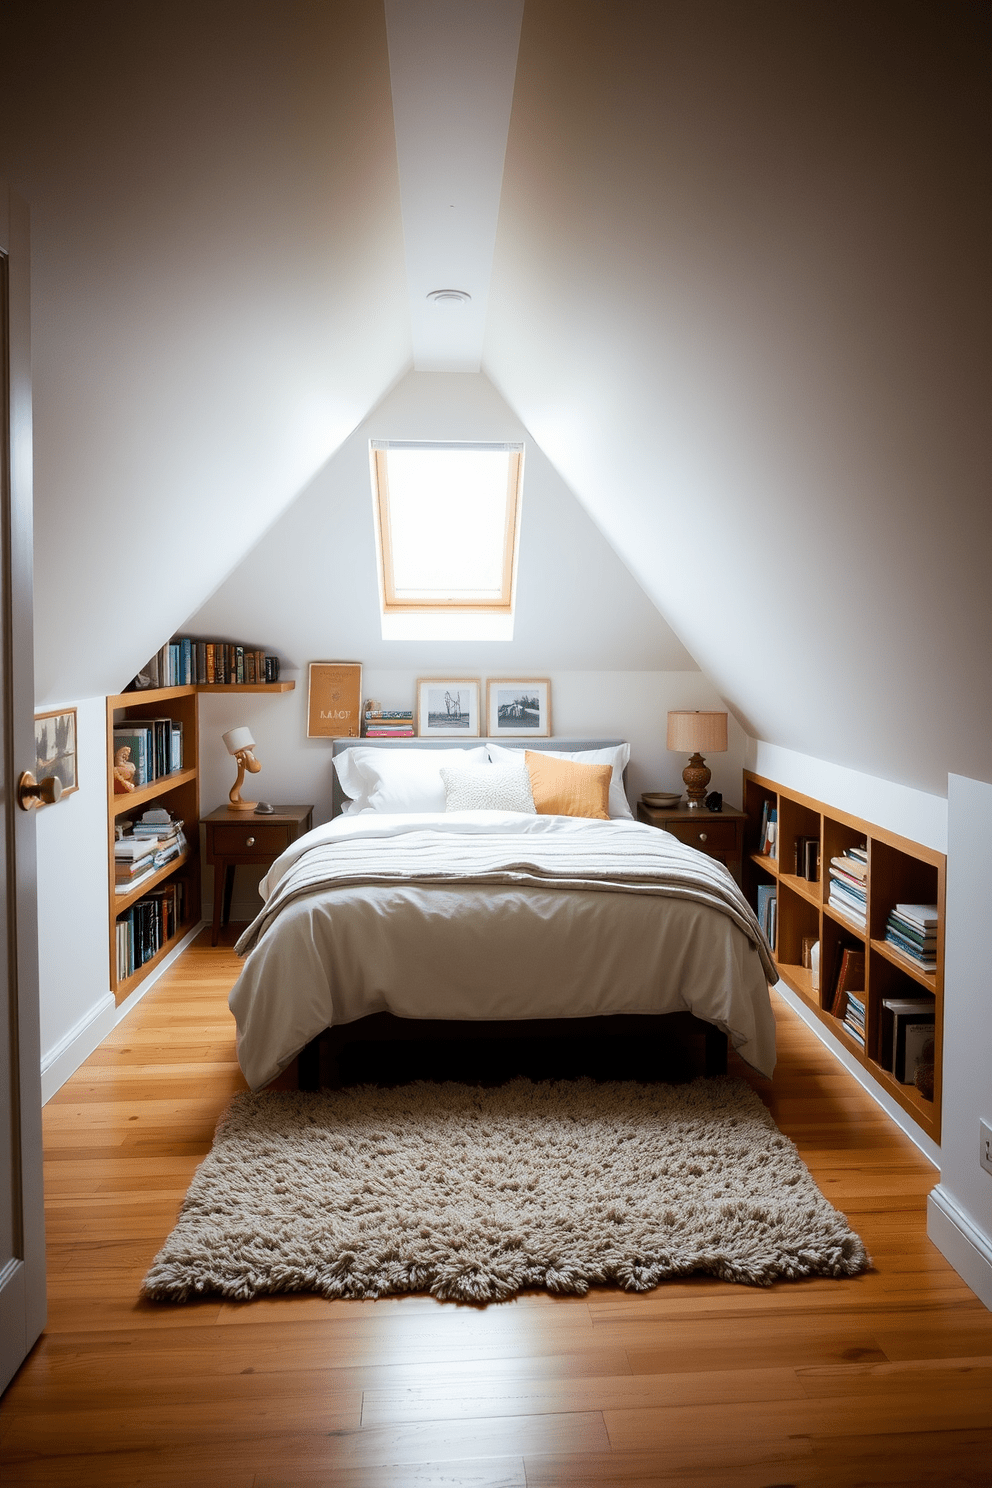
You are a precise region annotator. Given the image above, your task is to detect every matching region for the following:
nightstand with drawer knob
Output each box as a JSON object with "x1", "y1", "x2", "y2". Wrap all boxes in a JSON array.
[
  {"x1": 202, "y1": 803, "x2": 314, "y2": 944},
  {"x1": 636, "y1": 801, "x2": 746, "y2": 883}
]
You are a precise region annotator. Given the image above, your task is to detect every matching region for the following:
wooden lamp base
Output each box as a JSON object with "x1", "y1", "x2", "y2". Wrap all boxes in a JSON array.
[{"x1": 682, "y1": 752, "x2": 712, "y2": 809}]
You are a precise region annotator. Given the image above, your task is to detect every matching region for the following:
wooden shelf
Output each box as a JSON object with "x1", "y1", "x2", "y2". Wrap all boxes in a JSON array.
[
  {"x1": 112, "y1": 849, "x2": 194, "y2": 913},
  {"x1": 870, "y1": 936, "x2": 938, "y2": 993},
  {"x1": 110, "y1": 767, "x2": 197, "y2": 817},
  {"x1": 112, "y1": 914, "x2": 199, "y2": 1006},
  {"x1": 194, "y1": 681, "x2": 295, "y2": 693},
  {"x1": 778, "y1": 871, "x2": 820, "y2": 908},
  {"x1": 744, "y1": 769, "x2": 945, "y2": 1144}
]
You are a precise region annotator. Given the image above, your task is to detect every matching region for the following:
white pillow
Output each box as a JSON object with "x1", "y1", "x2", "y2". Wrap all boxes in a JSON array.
[
  {"x1": 441, "y1": 759, "x2": 536, "y2": 814},
  {"x1": 333, "y1": 745, "x2": 489, "y2": 814},
  {"x1": 487, "y1": 741, "x2": 633, "y2": 819}
]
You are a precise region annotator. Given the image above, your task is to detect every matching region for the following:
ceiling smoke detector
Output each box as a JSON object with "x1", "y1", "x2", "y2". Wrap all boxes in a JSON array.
[{"x1": 426, "y1": 288, "x2": 472, "y2": 305}]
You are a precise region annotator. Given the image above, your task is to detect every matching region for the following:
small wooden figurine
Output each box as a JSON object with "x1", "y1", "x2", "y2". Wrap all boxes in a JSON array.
[{"x1": 113, "y1": 745, "x2": 137, "y2": 793}]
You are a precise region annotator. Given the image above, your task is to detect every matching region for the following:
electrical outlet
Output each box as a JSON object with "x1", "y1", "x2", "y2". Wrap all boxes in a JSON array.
[{"x1": 981, "y1": 1120, "x2": 992, "y2": 1176}]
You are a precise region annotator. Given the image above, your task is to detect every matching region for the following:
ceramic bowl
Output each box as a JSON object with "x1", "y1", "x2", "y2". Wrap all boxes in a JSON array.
[{"x1": 641, "y1": 791, "x2": 682, "y2": 808}]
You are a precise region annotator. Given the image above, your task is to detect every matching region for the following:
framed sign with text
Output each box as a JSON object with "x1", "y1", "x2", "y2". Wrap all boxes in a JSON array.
[{"x1": 307, "y1": 662, "x2": 363, "y2": 738}]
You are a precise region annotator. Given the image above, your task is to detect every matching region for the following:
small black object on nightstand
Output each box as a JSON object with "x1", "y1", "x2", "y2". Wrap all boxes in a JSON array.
[{"x1": 705, "y1": 791, "x2": 723, "y2": 812}]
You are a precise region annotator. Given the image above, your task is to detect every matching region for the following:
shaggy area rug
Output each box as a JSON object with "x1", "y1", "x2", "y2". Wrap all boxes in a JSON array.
[{"x1": 143, "y1": 1078, "x2": 869, "y2": 1304}]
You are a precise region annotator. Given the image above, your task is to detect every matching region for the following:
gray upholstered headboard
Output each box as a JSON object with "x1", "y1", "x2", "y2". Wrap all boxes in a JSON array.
[{"x1": 329, "y1": 737, "x2": 628, "y2": 817}]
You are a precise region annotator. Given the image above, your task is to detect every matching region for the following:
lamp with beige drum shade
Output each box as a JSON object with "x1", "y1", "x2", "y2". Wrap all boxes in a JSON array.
[{"x1": 666, "y1": 711, "x2": 728, "y2": 809}]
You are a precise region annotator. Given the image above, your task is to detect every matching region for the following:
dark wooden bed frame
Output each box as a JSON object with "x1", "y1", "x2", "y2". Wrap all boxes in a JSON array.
[
  {"x1": 292, "y1": 737, "x2": 730, "y2": 1091},
  {"x1": 296, "y1": 1012, "x2": 728, "y2": 1090}
]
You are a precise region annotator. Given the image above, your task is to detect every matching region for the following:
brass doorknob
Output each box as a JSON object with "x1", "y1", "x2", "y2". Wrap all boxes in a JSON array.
[{"x1": 18, "y1": 771, "x2": 63, "y2": 810}]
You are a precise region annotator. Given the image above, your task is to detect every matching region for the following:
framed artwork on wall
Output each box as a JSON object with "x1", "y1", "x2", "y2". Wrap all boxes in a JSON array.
[
  {"x1": 307, "y1": 662, "x2": 363, "y2": 738},
  {"x1": 416, "y1": 679, "x2": 481, "y2": 737},
  {"x1": 34, "y1": 706, "x2": 78, "y2": 798},
  {"x1": 486, "y1": 679, "x2": 551, "y2": 738}
]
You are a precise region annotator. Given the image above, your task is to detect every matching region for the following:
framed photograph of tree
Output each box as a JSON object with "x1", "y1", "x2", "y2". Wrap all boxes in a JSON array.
[
  {"x1": 416, "y1": 679, "x2": 481, "y2": 737},
  {"x1": 34, "y1": 706, "x2": 78, "y2": 798},
  {"x1": 485, "y1": 679, "x2": 551, "y2": 737}
]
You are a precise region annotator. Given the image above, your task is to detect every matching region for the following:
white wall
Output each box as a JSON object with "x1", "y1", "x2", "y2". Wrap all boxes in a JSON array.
[
  {"x1": 485, "y1": 1, "x2": 991, "y2": 799},
  {"x1": 1, "y1": 1, "x2": 411, "y2": 706},
  {"x1": 928, "y1": 775, "x2": 992, "y2": 1309},
  {"x1": 34, "y1": 697, "x2": 115, "y2": 1094}
]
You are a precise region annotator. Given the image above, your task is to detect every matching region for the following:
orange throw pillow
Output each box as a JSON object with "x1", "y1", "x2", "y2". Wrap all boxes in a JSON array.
[{"x1": 525, "y1": 751, "x2": 612, "y2": 820}]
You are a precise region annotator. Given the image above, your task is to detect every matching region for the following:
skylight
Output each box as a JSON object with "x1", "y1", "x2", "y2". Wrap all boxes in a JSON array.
[{"x1": 371, "y1": 441, "x2": 524, "y2": 615}]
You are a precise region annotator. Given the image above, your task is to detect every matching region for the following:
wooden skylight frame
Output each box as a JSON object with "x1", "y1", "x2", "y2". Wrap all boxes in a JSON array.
[{"x1": 371, "y1": 440, "x2": 524, "y2": 613}]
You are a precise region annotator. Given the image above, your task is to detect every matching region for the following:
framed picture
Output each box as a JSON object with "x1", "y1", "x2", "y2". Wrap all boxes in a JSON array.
[
  {"x1": 34, "y1": 706, "x2": 78, "y2": 798},
  {"x1": 486, "y1": 679, "x2": 551, "y2": 738},
  {"x1": 307, "y1": 662, "x2": 363, "y2": 738},
  {"x1": 416, "y1": 678, "x2": 481, "y2": 737}
]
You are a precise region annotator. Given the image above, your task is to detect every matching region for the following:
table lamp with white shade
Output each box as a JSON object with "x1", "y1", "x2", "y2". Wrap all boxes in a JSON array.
[
  {"x1": 223, "y1": 726, "x2": 262, "y2": 811},
  {"x1": 666, "y1": 710, "x2": 728, "y2": 809}
]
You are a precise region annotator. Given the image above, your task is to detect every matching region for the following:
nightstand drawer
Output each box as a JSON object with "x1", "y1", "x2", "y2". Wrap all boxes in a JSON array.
[
  {"x1": 208, "y1": 821, "x2": 295, "y2": 858},
  {"x1": 664, "y1": 818, "x2": 740, "y2": 854}
]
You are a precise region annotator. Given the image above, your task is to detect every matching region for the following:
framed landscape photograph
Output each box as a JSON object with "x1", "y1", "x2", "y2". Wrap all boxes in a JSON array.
[
  {"x1": 417, "y1": 678, "x2": 481, "y2": 737},
  {"x1": 486, "y1": 679, "x2": 551, "y2": 738},
  {"x1": 307, "y1": 662, "x2": 363, "y2": 738},
  {"x1": 34, "y1": 706, "x2": 78, "y2": 798}
]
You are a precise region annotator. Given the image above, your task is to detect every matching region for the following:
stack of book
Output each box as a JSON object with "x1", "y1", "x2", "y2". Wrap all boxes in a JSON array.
[
  {"x1": 842, "y1": 992, "x2": 866, "y2": 1046},
  {"x1": 114, "y1": 815, "x2": 186, "y2": 896},
  {"x1": 363, "y1": 710, "x2": 415, "y2": 738},
  {"x1": 112, "y1": 719, "x2": 183, "y2": 788},
  {"x1": 755, "y1": 884, "x2": 777, "y2": 951},
  {"x1": 828, "y1": 843, "x2": 867, "y2": 928},
  {"x1": 115, "y1": 879, "x2": 187, "y2": 981},
  {"x1": 885, "y1": 903, "x2": 938, "y2": 973},
  {"x1": 757, "y1": 801, "x2": 777, "y2": 857},
  {"x1": 130, "y1": 640, "x2": 281, "y2": 689}
]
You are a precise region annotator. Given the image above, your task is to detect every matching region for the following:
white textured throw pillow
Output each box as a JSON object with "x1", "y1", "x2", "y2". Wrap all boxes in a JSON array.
[
  {"x1": 441, "y1": 760, "x2": 536, "y2": 814},
  {"x1": 487, "y1": 742, "x2": 633, "y2": 819}
]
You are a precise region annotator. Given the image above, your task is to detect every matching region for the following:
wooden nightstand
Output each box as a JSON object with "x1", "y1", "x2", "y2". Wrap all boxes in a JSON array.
[
  {"x1": 636, "y1": 800, "x2": 746, "y2": 883},
  {"x1": 202, "y1": 803, "x2": 314, "y2": 944}
]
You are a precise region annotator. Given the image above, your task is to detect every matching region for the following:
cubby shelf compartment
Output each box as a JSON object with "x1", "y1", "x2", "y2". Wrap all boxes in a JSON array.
[{"x1": 743, "y1": 769, "x2": 945, "y2": 1145}]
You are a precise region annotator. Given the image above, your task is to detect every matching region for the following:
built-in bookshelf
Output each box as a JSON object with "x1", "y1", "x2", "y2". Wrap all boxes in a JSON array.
[
  {"x1": 107, "y1": 675, "x2": 296, "y2": 1004},
  {"x1": 744, "y1": 770, "x2": 945, "y2": 1144},
  {"x1": 107, "y1": 686, "x2": 201, "y2": 1005}
]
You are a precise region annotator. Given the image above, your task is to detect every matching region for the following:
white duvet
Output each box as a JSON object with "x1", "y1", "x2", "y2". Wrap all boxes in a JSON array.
[{"x1": 228, "y1": 811, "x2": 777, "y2": 1089}]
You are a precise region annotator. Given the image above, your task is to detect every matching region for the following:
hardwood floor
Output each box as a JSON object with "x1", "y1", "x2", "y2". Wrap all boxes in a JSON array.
[{"x1": 1, "y1": 927, "x2": 990, "y2": 1487}]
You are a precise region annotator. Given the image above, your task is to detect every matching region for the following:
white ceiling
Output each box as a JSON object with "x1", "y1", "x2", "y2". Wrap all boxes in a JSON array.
[
  {"x1": 4, "y1": 1, "x2": 988, "y2": 798},
  {"x1": 384, "y1": 0, "x2": 524, "y2": 372}
]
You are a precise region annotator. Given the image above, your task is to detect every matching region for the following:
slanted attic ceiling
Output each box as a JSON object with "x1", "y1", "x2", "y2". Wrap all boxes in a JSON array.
[{"x1": 3, "y1": 1, "x2": 989, "y2": 797}]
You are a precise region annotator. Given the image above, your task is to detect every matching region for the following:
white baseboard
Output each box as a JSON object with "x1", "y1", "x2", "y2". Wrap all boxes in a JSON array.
[
  {"x1": 928, "y1": 1185, "x2": 992, "y2": 1311},
  {"x1": 771, "y1": 980, "x2": 942, "y2": 1169},
  {"x1": 40, "y1": 921, "x2": 204, "y2": 1103},
  {"x1": 41, "y1": 992, "x2": 117, "y2": 1103}
]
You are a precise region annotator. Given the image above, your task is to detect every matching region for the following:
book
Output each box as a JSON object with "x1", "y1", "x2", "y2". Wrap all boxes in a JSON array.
[
  {"x1": 893, "y1": 903, "x2": 938, "y2": 930},
  {"x1": 831, "y1": 854, "x2": 867, "y2": 880},
  {"x1": 830, "y1": 947, "x2": 866, "y2": 1017},
  {"x1": 755, "y1": 885, "x2": 777, "y2": 947},
  {"x1": 883, "y1": 998, "x2": 936, "y2": 1082}
]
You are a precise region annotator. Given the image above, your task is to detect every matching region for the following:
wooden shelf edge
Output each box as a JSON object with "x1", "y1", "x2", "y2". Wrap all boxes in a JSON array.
[
  {"x1": 112, "y1": 916, "x2": 201, "y2": 1005},
  {"x1": 749, "y1": 851, "x2": 779, "y2": 877},
  {"x1": 869, "y1": 937, "x2": 938, "y2": 992},
  {"x1": 775, "y1": 962, "x2": 820, "y2": 1011},
  {"x1": 112, "y1": 850, "x2": 196, "y2": 913},
  {"x1": 110, "y1": 685, "x2": 197, "y2": 707},
  {"x1": 778, "y1": 872, "x2": 821, "y2": 907},
  {"x1": 111, "y1": 767, "x2": 197, "y2": 817},
  {"x1": 865, "y1": 1057, "x2": 940, "y2": 1140},
  {"x1": 194, "y1": 681, "x2": 294, "y2": 693}
]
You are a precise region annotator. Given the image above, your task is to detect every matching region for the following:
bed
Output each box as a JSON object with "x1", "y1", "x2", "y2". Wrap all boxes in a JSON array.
[{"x1": 228, "y1": 738, "x2": 776, "y2": 1091}]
